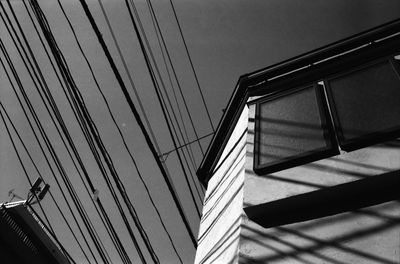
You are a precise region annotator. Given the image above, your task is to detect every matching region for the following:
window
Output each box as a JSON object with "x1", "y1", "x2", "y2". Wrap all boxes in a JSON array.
[
  {"x1": 254, "y1": 84, "x2": 339, "y2": 174},
  {"x1": 324, "y1": 59, "x2": 400, "y2": 151},
  {"x1": 254, "y1": 57, "x2": 400, "y2": 175}
]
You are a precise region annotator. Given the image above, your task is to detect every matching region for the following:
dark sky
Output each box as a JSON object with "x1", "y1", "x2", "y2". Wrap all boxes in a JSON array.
[{"x1": 1, "y1": 0, "x2": 400, "y2": 263}]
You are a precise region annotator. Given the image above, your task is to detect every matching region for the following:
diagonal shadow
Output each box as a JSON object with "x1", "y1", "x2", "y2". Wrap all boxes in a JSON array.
[
  {"x1": 250, "y1": 138, "x2": 392, "y2": 173},
  {"x1": 204, "y1": 132, "x2": 247, "y2": 206},
  {"x1": 248, "y1": 201, "x2": 400, "y2": 237},
  {"x1": 242, "y1": 215, "x2": 400, "y2": 264},
  {"x1": 198, "y1": 216, "x2": 242, "y2": 264},
  {"x1": 244, "y1": 170, "x2": 400, "y2": 228},
  {"x1": 201, "y1": 165, "x2": 244, "y2": 223},
  {"x1": 198, "y1": 183, "x2": 243, "y2": 244},
  {"x1": 203, "y1": 144, "x2": 246, "y2": 206},
  {"x1": 245, "y1": 168, "x2": 326, "y2": 189},
  {"x1": 240, "y1": 232, "x2": 347, "y2": 264},
  {"x1": 249, "y1": 129, "x2": 395, "y2": 179}
]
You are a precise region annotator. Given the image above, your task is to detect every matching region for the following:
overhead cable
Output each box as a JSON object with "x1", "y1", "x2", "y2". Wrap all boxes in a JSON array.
[
  {"x1": 77, "y1": 0, "x2": 198, "y2": 247},
  {"x1": 20, "y1": 3, "x2": 131, "y2": 262},
  {"x1": 0, "y1": 25, "x2": 99, "y2": 264},
  {"x1": 0, "y1": 103, "x2": 76, "y2": 264},
  {"x1": 145, "y1": 0, "x2": 206, "y2": 156},
  {"x1": 0, "y1": 4, "x2": 109, "y2": 262},
  {"x1": 116, "y1": 0, "x2": 203, "y2": 216},
  {"x1": 127, "y1": 0, "x2": 200, "y2": 175},
  {"x1": 127, "y1": 0, "x2": 206, "y2": 198},
  {"x1": 168, "y1": 0, "x2": 215, "y2": 132},
  {"x1": 28, "y1": 1, "x2": 155, "y2": 262},
  {"x1": 57, "y1": 0, "x2": 185, "y2": 262}
]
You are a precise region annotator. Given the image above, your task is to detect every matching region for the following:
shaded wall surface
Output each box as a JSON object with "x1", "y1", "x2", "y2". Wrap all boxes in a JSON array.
[
  {"x1": 194, "y1": 107, "x2": 248, "y2": 264},
  {"x1": 0, "y1": 203, "x2": 69, "y2": 264},
  {"x1": 195, "y1": 25, "x2": 400, "y2": 263},
  {"x1": 195, "y1": 99, "x2": 400, "y2": 264},
  {"x1": 241, "y1": 103, "x2": 400, "y2": 264}
]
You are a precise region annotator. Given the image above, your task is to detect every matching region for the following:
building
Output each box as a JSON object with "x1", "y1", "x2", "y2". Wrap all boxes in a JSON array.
[
  {"x1": 195, "y1": 19, "x2": 400, "y2": 264},
  {"x1": 0, "y1": 201, "x2": 70, "y2": 264}
]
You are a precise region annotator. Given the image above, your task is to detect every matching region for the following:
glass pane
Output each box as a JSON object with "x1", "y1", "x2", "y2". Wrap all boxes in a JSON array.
[
  {"x1": 327, "y1": 60, "x2": 400, "y2": 142},
  {"x1": 258, "y1": 86, "x2": 331, "y2": 166}
]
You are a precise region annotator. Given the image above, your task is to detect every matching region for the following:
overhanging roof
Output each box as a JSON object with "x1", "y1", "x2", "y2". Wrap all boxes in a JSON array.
[
  {"x1": 197, "y1": 18, "x2": 400, "y2": 187},
  {"x1": 0, "y1": 201, "x2": 70, "y2": 264},
  {"x1": 244, "y1": 170, "x2": 400, "y2": 228}
]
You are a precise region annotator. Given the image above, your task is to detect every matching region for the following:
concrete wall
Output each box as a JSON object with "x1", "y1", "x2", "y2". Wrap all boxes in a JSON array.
[
  {"x1": 241, "y1": 103, "x2": 400, "y2": 264},
  {"x1": 194, "y1": 106, "x2": 248, "y2": 264},
  {"x1": 196, "y1": 95, "x2": 400, "y2": 264}
]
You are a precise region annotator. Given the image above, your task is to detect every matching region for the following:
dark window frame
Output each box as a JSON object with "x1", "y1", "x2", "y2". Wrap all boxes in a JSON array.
[
  {"x1": 253, "y1": 84, "x2": 339, "y2": 175},
  {"x1": 324, "y1": 57, "x2": 400, "y2": 152}
]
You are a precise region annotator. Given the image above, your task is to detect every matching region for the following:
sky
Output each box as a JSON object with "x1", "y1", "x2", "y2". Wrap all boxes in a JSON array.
[{"x1": 1, "y1": 0, "x2": 400, "y2": 263}]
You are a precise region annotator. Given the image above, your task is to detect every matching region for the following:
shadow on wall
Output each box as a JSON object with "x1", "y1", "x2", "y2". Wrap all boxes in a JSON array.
[
  {"x1": 246, "y1": 121, "x2": 399, "y2": 186},
  {"x1": 253, "y1": 116, "x2": 400, "y2": 141},
  {"x1": 197, "y1": 183, "x2": 243, "y2": 244},
  {"x1": 241, "y1": 117, "x2": 400, "y2": 263},
  {"x1": 240, "y1": 201, "x2": 400, "y2": 264},
  {"x1": 197, "y1": 215, "x2": 248, "y2": 264},
  {"x1": 203, "y1": 142, "x2": 246, "y2": 206}
]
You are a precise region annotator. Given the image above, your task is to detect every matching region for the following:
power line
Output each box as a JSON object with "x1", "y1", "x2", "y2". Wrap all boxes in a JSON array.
[
  {"x1": 0, "y1": 23, "x2": 99, "y2": 264},
  {"x1": 160, "y1": 132, "x2": 214, "y2": 161},
  {"x1": 26, "y1": 1, "x2": 145, "y2": 263},
  {"x1": 0, "y1": 102, "x2": 77, "y2": 264},
  {"x1": 28, "y1": 1, "x2": 156, "y2": 263},
  {"x1": 145, "y1": 0, "x2": 206, "y2": 156},
  {"x1": 0, "y1": 103, "x2": 55, "y2": 235},
  {"x1": 0, "y1": 5, "x2": 109, "y2": 261},
  {"x1": 116, "y1": 0, "x2": 202, "y2": 216},
  {"x1": 19, "y1": 3, "x2": 131, "y2": 262},
  {"x1": 133, "y1": 0, "x2": 206, "y2": 199},
  {"x1": 127, "y1": 0, "x2": 206, "y2": 199},
  {"x1": 126, "y1": 0, "x2": 200, "y2": 176},
  {"x1": 168, "y1": 0, "x2": 215, "y2": 132},
  {"x1": 56, "y1": 0, "x2": 185, "y2": 262},
  {"x1": 77, "y1": 0, "x2": 198, "y2": 247},
  {"x1": 142, "y1": 0, "x2": 207, "y2": 199},
  {"x1": 0, "y1": 99, "x2": 91, "y2": 261}
]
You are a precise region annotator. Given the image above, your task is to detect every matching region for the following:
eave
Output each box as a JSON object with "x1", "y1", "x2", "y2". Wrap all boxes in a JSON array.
[
  {"x1": 0, "y1": 201, "x2": 70, "y2": 264},
  {"x1": 197, "y1": 18, "x2": 400, "y2": 187}
]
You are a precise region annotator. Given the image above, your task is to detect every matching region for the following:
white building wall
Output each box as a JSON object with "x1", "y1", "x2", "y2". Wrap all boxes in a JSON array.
[
  {"x1": 241, "y1": 102, "x2": 400, "y2": 264},
  {"x1": 196, "y1": 97, "x2": 400, "y2": 264},
  {"x1": 194, "y1": 106, "x2": 248, "y2": 264}
]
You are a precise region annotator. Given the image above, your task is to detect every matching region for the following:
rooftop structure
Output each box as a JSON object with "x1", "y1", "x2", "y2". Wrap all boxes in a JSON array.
[
  {"x1": 0, "y1": 201, "x2": 70, "y2": 264},
  {"x1": 195, "y1": 19, "x2": 400, "y2": 264}
]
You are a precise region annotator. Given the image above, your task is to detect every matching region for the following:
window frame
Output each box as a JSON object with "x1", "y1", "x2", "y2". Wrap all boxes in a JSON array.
[
  {"x1": 323, "y1": 57, "x2": 400, "y2": 152},
  {"x1": 253, "y1": 83, "x2": 339, "y2": 175}
]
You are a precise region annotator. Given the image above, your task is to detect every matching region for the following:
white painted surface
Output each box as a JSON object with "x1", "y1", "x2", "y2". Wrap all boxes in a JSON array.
[
  {"x1": 194, "y1": 106, "x2": 248, "y2": 264},
  {"x1": 196, "y1": 94, "x2": 400, "y2": 264},
  {"x1": 241, "y1": 100, "x2": 400, "y2": 263}
]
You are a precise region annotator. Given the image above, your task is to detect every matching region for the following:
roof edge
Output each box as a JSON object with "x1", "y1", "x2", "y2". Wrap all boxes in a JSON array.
[{"x1": 197, "y1": 18, "x2": 400, "y2": 187}]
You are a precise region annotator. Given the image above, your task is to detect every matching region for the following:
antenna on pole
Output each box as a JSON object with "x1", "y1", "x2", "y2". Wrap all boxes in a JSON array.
[
  {"x1": 38, "y1": 184, "x2": 50, "y2": 201},
  {"x1": 26, "y1": 178, "x2": 50, "y2": 205},
  {"x1": 30, "y1": 178, "x2": 43, "y2": 193}
]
